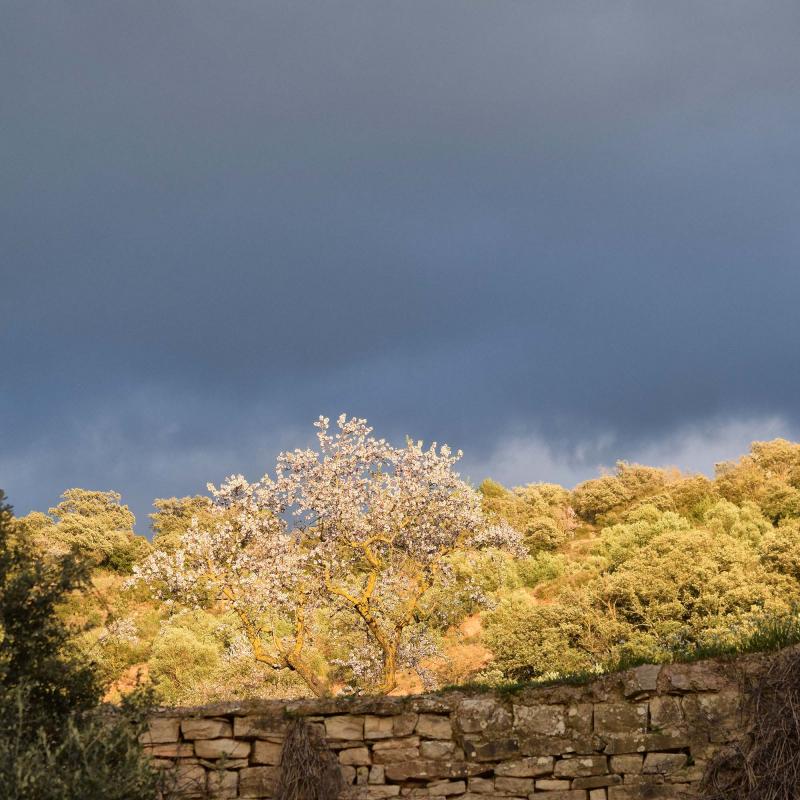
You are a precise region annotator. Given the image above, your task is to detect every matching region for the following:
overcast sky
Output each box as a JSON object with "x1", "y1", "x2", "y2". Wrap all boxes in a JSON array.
[{"x1": 2, "y1": 2, "x2": 799, "y2": 532}]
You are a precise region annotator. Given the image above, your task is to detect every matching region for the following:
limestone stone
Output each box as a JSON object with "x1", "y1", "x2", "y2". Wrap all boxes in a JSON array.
[
  {"x1": 357, "y1": 766, "x2": 370, "y2": 785},
  {"x1": 416, "y1": 714, "x2": 453, "y2": 739},
  {"x1": 140, "y1": 717, "x2": 180, "y2": 744},
  {"x1": 536, "y1": 779, "x2": 571, "y2": 790},
  {"x1": 172, "y1": 764, "x2": 207, "y2": 799},
  {"x1": 326, "y1": 715, "x2": 365, "y2": 740},
  {"x1": 531, "y1": 791, "x2": 587, "y2": 800},
  {"x1": 234, "y1": 715, "x2": 288, "y2": 740},
  {"x1": 428, "y1": 780, "x2": 466, "y2": 796},
  {"x1": 198, "y1": 758, "x2": 248, "y2": 770},
  {"x1": 589, "y1": 790, "x2": 607, "y2": 800},
  {"x1": 366, "y1": 787, "x2": 401, "y2": 798},
  {"x1": 252, "y1": 739, "x2": 283, "y2": 765},
  {"x1": 341, "y1": 765, "x2": 356, "y2": 784},
  {"x1": 572, "y1": 775, "x2": 622, "y2": 789},
  {"x1": 467, "y1": 776, "x2": 494, "y2": 793},
  {"x1": 513, "y1": 704, "x2": 566, "y2": 736},
  {"x1": 143, "y1": 742, "x2": 194, "y2": 757},
  {"x1": 373, "y1": 736, "x2": 421, "y2": 750},
  {"x1": 610, "y1": 755, "x2": 643, "y2": 774},
  {"x1": 494, "y1": 776, "x2": 533, "y2": 794},
  {"x1": 649, "y1": 696, "x2": 683, "y2": 730},
  {"x1": 494, "y1": 756, "x2": 554, "y2": 777},
  {"x1": 420, "y1": 740, "x2": 456, "y2": 759},
  {"x1": 643, "y1": 753, "x2": 688, "y2": 774},
  {"x1": 194, "y1": 738, "x2": 251, "y2": 760},
  {"x1": 384, "y1": 760, "x2": 488, "y2": 782},
  {"x1": 207, "y1": 770, "x2": 238, "y2": 799},
  {"x1": 662, "y1": 663, "x2": 728, "y2": 693},
  {"x1": 457, "y1": 697, "x2": 512, "y2": 734},
  {"x1": 239, "y1": 766, "x2": 281, "y2": 798},
  {"x1": 463, "y1": 737, "x2": 520, "y2": 761},
  {"x1": 369, "y1": 764, "x2": 386, "y2": 784},
  {"x1": 567, "y1": 704, "x2": 594, "y2": 735},
  {"x1": 372, "y1": 747, "x2": 420, "y2": 764},
  {"x1": 554, "y1": 756, "x2": 608, "y2": 778},
  {"x1": 594, "y1": 704, "x2": 647, "y2": 736},
  {"x1": 623, "y1": 664, "x2": 661, "y2": 698},
  {"x1": 393, "y1": 713, "x2": 419, "y2": 737},
  {"x1": 339, "y1": 746, "x2": 371, "y2": 766},
  {"x1": 365, "y1": 715, "x2": 395, "y2": 739},
  {"x1": 181, "y1": 718, "x2": 232, "y2": 739}
]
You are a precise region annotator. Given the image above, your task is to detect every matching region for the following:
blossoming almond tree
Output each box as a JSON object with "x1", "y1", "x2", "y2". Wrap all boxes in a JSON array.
[{"x1": 133, "y1": 415, "x2": 522, "y2": 696}]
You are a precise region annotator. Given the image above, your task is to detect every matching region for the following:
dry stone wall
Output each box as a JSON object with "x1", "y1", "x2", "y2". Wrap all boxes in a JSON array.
[{"x1": 143, "y1": 651, "x2": 771, "y2": 800}]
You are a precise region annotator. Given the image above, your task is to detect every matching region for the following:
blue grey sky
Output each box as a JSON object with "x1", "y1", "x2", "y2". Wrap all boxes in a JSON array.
[{"x1": 2, "y1": 2, "x2": 799, "y2": 532}]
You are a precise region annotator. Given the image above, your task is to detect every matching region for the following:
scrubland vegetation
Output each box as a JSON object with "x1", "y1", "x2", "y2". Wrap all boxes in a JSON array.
[{"x1": 6, "y1": 420, "x2": 800, "y2": 705}]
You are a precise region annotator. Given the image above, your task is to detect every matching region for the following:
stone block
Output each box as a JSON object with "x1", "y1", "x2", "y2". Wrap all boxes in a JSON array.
[
  {"x1": 642, "y1": 753, "x2": 688, "y2": 774},
  {"x1": 171, "y1": 764, "x2": 207, "y2": 799},
  {"x1": 393, "y1": 713, "x2": 419, "y2": 737},
  {"x1": 365, "y1": 715, "x2": 395, "y2": 739},
  {"x1": 572, "y1": 775, "x2": 622, "y2": 789},
  {"x1": 140, "y1": 717, "x2": 180, "y2": 745},
  {"x1": 554, "y1": 756, "x2": 609, "y2": 778},
  {"x1": 416, "y1": 714, "x2": 453, "y2": 739},
  {"x1": 373, "y1": 736, "x2": 421, "y2": 750},
  {"x1": 384, "y1": 760, "x2": 487, "y2": 782},
  {"x1": 372, "y1": 747, "x2": 420, "y2": 764},
  {"x1": 181, "y1": 718, "x2": 232, "y2": 739},
  {"x1": 467, "y1": 776, "x2": 494, "y2": 793},
  {"x1": 530, "y1": 791, "x2": 586, "y2": 800},
  {"x1": 326, "y1": 715, "x2": 365, "y2": 740},
  {"x1": 207, "y1": 769, "x2": 238, "y2": 799},
  {"x1": 428, "y1": 780, "x2": 466, "y2": 796},
  {"x1": 252, "y1": 739, "x2": 283, "y2": 765},
  {"x1": 357, "y1": 766, "x2": 370, "y2": 785},
  {"x1": 513, "y1": 704, "x2": 566, "y2": 736},
  {"x1": 589, "y1": 790, "x2": 607, "y2": 800},
  {"x1": 463, "y1": 737, "x2": 520, "y2": 761},
  {"x1": 494, "y1": 756, "x2": 554, "y2": 777},
  {"x1": 567, "y1": 704, "x2": 594, "y2": 735},
  {"x1": 649, "y1": 697, "x2": 683, "y2": 730},
  {"x1": 143, "y1": 742, "x2": 194, "y2": 758},
  {"x1": 623, "y1": 664, "x2": 661, "y2": 698},
  {"x1": 662, "y1": 663, "x2": 728, "y2": 693},
  {"x1": 457, "y1": 697, "x2": 512, "y2": 733},
  {"x1": 339, "y1": 746, "x2": 371, "y2": 766},
  {"x1": 594, "y1": 704, "x2": 648, "y2": 736},
  {"x1": 536, "y1": 779, "x2": 572, "y2": 790},
  {"x1": 369, "y1": 764, "x2": 386, "y2": 784},
  {"x1": 494, "y1": 776, "x2": 534, "y2": 794},
  {"x1": 420, "y1": 740, "x2": 456, "y2": 759},
  {"x1": 194, "y1": 738, "x2": 251, "y2": 760},
  {"x1": 239, "y1": 766, "x2": 281, "y2": 798},
  {"x1": 366, "y1": 787, "x2": 401, "y2": 798},
  {"x1": 198, "y1": 758, "x2": 248, "y2": 770},
  {"x1": 610, "y1": 755, "x2": 643, "y2": 774},
  {"x1": 234, "y1": 715, "x2": 288, "y2": 740},
  {"x1": 341, "y1": 765, "x2": 356, "y2": 784}
]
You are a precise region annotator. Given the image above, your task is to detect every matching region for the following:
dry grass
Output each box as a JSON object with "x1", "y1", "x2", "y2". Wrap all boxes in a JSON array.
[
  {"x1": 275, "y1": 718, "x2": 344, "y2": 800},
  {"x1": 703, "y1": 646, "x2": 800, "y2": 800}
]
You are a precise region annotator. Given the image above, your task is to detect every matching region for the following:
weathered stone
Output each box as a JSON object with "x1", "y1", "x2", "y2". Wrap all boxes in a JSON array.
[
  {"x1": 520, "y1": 733, "x2": 600, "y2": 757},
  {"x1": 467, "y1": 776, "x2": 494, "y2": 793},
  {"x1": 366, "y1": 787, "x2": 401, "y2": 798},
  {"x1": 369, "y1": 764, "x2": 386, "y2": 784},
  {"x1": 239, "y1": 766, "x2": 281, "y2": 798},
  {"x1": 198, "y1": 758, "x2": 248, "y2": 770},
  {"x1": 428, "y1": 780, "x2": 466, "y2": 796},
  {"x1": 143, "y1": 742, "x2": 194, "y2": 757},
  {"x1": 416, "y1": 714, "x2": 452, "y2": 739},
  {"x1": 610, "y1": 755, "x2": 643, "y2": 774},
  {"x1": 356, "y1": 766, "x2": 370, "y2": 785},
  {"x1": 463, "y1": 737, "x2": 520, "y2": 761},
  {"x1": 194, "y1": 738, "x2": 251, "y2": 759},
  {"x1": 326, "y1": 715, "x2": 365, "y2": 740},
  {"x1": 365, "y1": 715, "x2": 395, "y2": 739},
  {"x1": 234, "y1": 715, "x2": 288, "y2": 740},
  {"x1": 681, "y1": 691, "x2": 740, "y2": 741},
  {"x1": 594, "y1": 704, "x2": 648, "y2": 736},
  {"x1": 573, "y1": 775, "x2": 622, "y2": 789},
  {"x1": 624, "y1": 664, "x2": 661, "y2": 698},
  {"x1": 602, "y1": 732, "x2": 690, "y2": 755},
  {"x1": 207, "y1": 770, "x2": 238, "y2": 799},
  {"x1": 171, "y1": 764, "x2": 207, "y2": 799},
  {"x1": 609, "y1": 786, "x2": 692, "y2": 799},
  {"x1": 513, "y1": 704, "x2": 566, "y2": 736},
  {"x1": 536, "y1": 778, "x2": 572, "y2": 790},
  {"x1": 567, "y1": 704, "x2": 594, "y2": 735},
  {"x1": 494, "y1": 756, "x2": 554, "y2": 777},
  {"x1": 662, "y1": 663, "x2": 728, "y2": 693},
  {"x1": 140, "y1": 717, "x2": 180, "y2": 744},
  {"x1": 252, "y1": 739, "x2": 283, "y2": 765},
  {"x1": 384, "y1": 760, "x2": 488, "y2": 781},
  {"x1": 554, "y1": 756, "x2": 609, "y2": 778},
  {"x1": 531, "y1": 791, "x2": 587, "y2": 800},
  {"x1": 642, "y1": 753, "x2": 688, "y2": 774},
  {"x1": 649, "y1": 696, "x2": 683, "y2": 730},
  {"x1": 393, "y1": 713, "x2": 419, "y2": 737},
  {"x1": 420, "y1": 740, "x2": 456, "y2": 759},
  {"x1": 181, "y1": 718, "x2": 232, "y2": 739},
  {"x1": 457, "y1": 697, "x2": 512, "y2": 734},
  {"x1": 494, "y1": 776, "x2": 534, "y2": 794},
  {"x1": 589, "y1": 790, "x2": 607, "y2": 800},
  {"x1": 339, "y1": 746, "x2": 371, "y2": 766},
  {"x1": 341, "y1": 765, "x2": 356, "y2": 785},
  {"x1": 372, "y1": 747, "x2": 420, "y2": 764},
  {"x1": 373, "y1": 736, "x2": 421, "y2": 750}
]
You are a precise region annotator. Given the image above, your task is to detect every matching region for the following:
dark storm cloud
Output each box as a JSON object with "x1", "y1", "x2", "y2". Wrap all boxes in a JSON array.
[{"x1": 2, "y1": 1, "x2": 800, "y2": 526}]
